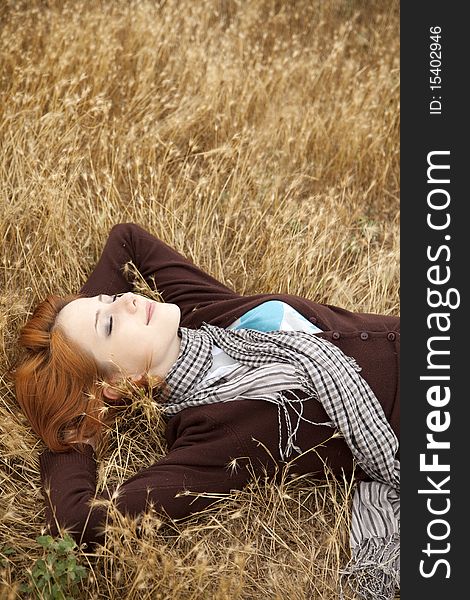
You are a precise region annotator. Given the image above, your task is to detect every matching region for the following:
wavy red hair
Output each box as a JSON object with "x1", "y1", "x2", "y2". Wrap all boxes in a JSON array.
[{"x1": 12, "y1": 294, "x2": 114, "y2": 452}]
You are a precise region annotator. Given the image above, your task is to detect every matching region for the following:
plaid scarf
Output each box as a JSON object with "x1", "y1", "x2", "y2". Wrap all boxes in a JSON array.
[{"x1": 163, "y1": 323, "x2": 400, "y2": 599}]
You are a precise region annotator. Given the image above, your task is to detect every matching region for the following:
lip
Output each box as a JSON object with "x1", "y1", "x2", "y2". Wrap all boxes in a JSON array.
[{"x1": 146, "y1": 301, "x2": 155, "y2": 325}]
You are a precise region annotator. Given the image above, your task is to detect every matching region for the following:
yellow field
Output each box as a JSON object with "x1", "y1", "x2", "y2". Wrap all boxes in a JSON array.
[{"x1": 1, "y1": 1, "x2": 399, "y2": 598}]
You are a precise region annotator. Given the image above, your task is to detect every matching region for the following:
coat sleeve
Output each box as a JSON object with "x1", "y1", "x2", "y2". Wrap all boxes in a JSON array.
[
  {"x1": 79, "y1": 223, "x2": 239, "y2": 321},
  {"x1": 39, "y1": 409, "x2": 252, "y2": 547}
]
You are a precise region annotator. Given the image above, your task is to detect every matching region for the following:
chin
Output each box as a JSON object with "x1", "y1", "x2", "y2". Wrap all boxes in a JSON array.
[
  {"x1": 159, "y1": 302, "x2": 181, "y2": 326},
  {"x1": 168, "y1": 302, "x2": 181, "y2": 321}
]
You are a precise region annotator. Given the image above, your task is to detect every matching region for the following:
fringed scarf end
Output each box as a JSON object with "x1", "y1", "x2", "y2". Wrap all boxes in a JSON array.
[{"x1": 340, "y1": 534, "x2": 400, "y2": 600}]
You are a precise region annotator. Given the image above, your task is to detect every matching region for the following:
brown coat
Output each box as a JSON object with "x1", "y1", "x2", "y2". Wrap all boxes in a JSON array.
[{"x1": 40, "y1": 223, "x2": 400, "y2": 546}]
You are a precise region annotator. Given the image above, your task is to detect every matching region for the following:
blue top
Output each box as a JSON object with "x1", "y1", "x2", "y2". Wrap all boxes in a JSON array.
[{"x1": 228, "y1": 300, "x2": 322, "y2": 334}]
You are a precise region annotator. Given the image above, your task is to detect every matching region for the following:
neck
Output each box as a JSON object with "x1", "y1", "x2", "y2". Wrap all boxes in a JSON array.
[{"x1": 149, "y1": 335, "x2": 182, "y2": 380}]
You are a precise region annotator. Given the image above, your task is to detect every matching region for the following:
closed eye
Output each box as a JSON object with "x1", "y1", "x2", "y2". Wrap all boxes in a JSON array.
[{"x1": 107, "y1": 316, "x2": 113, "y2": 336}]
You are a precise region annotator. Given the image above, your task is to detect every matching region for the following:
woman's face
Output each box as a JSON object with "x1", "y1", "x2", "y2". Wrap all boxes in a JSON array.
[{"x1": 55, "y1": 293, "x2": 181, "y2": 378}]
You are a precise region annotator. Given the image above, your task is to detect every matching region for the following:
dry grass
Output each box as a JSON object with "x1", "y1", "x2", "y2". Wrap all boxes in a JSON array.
[{"x1": 0, "y1": 0, "x2": 399, "y2": 598}]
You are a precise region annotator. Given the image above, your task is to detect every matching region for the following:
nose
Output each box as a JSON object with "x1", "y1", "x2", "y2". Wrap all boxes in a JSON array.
[{"x1": 119, "y1": 292, "x2": 138, "y2": 314}]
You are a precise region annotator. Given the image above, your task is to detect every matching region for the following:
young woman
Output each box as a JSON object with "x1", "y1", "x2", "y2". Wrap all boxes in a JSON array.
[{"x1": 13, "y1": 223, "x2": 400, "y2": 596}]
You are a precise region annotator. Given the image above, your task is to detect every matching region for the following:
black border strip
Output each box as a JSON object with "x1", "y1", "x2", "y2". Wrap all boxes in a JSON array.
[{"x1": 401, "y1": 3, "x2": 466, "y2": 597}]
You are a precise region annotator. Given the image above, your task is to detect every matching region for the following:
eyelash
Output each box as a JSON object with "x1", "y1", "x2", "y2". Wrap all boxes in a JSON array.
[{"x1": 107, "y1": 295, "x2": 117, "y2": 335}]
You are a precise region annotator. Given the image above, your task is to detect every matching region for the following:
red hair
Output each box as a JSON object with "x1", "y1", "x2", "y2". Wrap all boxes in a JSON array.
[{"x1": 13, "y1": 294, "x2": 114, "y2": 452}]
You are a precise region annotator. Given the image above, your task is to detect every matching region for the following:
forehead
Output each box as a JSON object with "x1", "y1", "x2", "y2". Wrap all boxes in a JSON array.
[{"x1": 56, "y1": 296, "x2": 97, "y2": 331}]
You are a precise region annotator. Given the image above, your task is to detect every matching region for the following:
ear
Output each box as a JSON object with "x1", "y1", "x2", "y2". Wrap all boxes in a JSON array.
[
  {"x1": 130, "y1": 373, "x2": 146, "y2": 385},
  {"x1": 102, "y1": 372, "x2": 146, "y2": 400},
  {"x1": 102, "y1": 384, "x2": 122, "y2": 400}
]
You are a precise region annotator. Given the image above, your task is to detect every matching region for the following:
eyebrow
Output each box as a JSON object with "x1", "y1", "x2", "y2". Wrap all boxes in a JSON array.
[{"x1": 94, "y1": 295, "x2": 102, "y2": 331}]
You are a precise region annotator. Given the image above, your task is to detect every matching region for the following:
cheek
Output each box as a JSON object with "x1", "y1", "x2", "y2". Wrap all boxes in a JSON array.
[
  {"x1": 94, "y1": 336, "x2": 132, "y2": 371},
  {"x1": 125, "y1": 336, "x2": 154, "y2": 366},
  {"x1": 94, "y1": 344, "x2": 119, "y2": 371}
]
